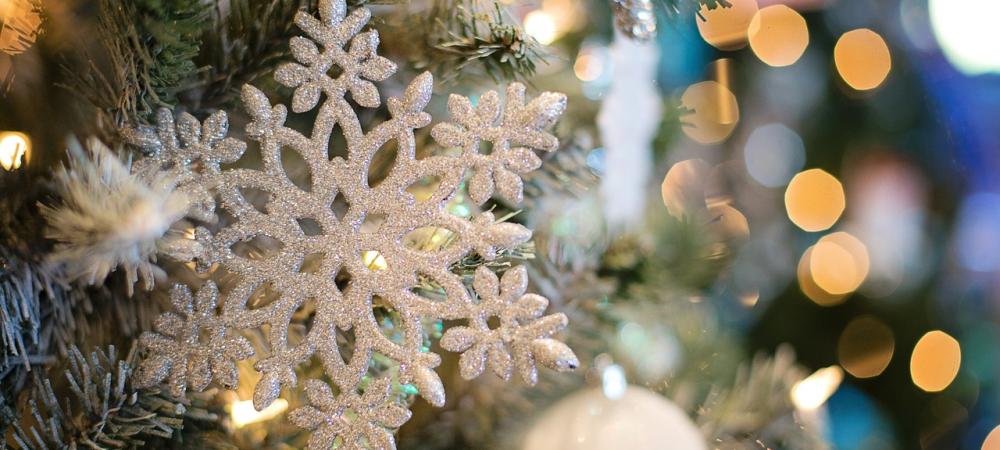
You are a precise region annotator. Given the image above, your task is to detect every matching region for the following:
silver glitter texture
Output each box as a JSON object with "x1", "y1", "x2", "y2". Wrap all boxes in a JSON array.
[
  {"x1": 132, "y1": 0, "x2": 576, "y2": 447},
  {"x1": 611, "y1": 0, "x2": 657, "y2": 41},
  {"x1": 123, "y1": 109, "x2": 247, "y2": 224},
  {"x1": 136, "y1": 282, "x2": 253, "y2": 397},
  {"x1": 439, "y1": 266, "x2": 577, "y2": 384}
]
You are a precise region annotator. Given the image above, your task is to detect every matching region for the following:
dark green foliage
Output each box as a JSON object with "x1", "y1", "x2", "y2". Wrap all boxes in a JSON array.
[
  {"x1": 63, "y1": 0, "x2": 211, "y2": 131},
  {"x1": 133, "y1": 0, "x2": 212, "y2": 101},
  {"x1": 190, "y1": 0, "x2": 318, "y2": 110},
  {"x1": 3, "y1": 346, "x2": 218, "y2": 449}
]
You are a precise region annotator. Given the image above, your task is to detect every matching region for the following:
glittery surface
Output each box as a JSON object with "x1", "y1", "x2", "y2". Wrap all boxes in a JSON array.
[
  {"x1": 611, "y1": 0, "x2": 657, "y2": 41},
  {"x1": 132, "y1": 0, "x2": 575, "y2": 448},
  {"x1": 137, "y1": 282, "x2": 254, "y2": 397}
]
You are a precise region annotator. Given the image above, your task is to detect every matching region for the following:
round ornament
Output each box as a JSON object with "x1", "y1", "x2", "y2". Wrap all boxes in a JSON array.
[{"x1": 522, "y1": 386, "x2": 706, "y2": 450}]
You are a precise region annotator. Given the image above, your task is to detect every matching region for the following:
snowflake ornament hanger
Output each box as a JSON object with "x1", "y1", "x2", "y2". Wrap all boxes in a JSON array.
[{"x1": 129, "y1": 0, "x2": 577, "y2": 448}]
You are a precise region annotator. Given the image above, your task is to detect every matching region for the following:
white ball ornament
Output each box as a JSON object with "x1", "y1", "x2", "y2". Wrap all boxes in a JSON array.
[{"x1": 522, "y1": 384, "x2": 707, "y2": 450}]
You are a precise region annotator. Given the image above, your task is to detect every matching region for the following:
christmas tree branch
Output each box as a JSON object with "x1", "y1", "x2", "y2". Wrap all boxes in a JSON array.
[
  {"x1": 3, "y1": 345, "x2": 218, "y2": 449},
  {"x1": 381, "y1": 0, "x2": 547, "y2": 84},
  {"x1": 61, "y1": 0, "x2": 211, "y2": 132}
]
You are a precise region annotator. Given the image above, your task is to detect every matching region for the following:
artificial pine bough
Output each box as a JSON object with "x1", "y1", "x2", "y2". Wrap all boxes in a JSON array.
[
  {"x1": 3, "y1": 345, "x2": 216, "y2": 449},
  {"x1": 85, "y1": 0, "x2": 582, "y2": 448}
]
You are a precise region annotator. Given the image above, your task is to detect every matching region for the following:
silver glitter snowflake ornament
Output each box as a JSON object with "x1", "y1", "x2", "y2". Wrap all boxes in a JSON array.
[{"x1": 133, "y1": 0, "x2": 577, "y2": 447}]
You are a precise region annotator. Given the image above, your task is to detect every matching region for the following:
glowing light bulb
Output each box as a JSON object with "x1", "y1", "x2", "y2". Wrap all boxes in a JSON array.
[
  {"x1": 834, "y1": 29, "x2": 892, "y2": 91},
  {"x1": 229, "y1": 398, "x2": 288, "y2": 428},
  {"x1": 601, "y1": 364, "x2": 627, "y2": 400},
  {"x1": 748, "y1": 5, "x2": 809, "y2": 67},
  {"x1": 791, "y1": 365, "x2": 843, "y2": 411},
  {"x1": 574, "y1": 51, "x2": 604, "y2": 82},
  {"x1": 524, "y1": 10, "x2": 558, "y2": 45},
  {"x1": 680, "y1": 81, "x2": 740, "y2": 144},
  {"x1": 0, "y1": 131, "x2": 30, "y2": 171},
  {"x1": 982, "y1": 424, "x2": 1000, "y2": 450},
  {"x1": 798, "y1": 246, "x2": 847, "y2": 307},
  {"x1": 696, "y1": 0, "x2": 759, "y2": 50},
  {"x1": 362, "y1": 250, "x2": 388, "y2": 270},
  {"x1": 929, "y1": 0, "x2": 1000, "y2": 75},
  {"x1": 810, "y1": 232, "x2": 869, "y2": 295},
  {"x1": 910, "y1": 330, "x2": 961, "y2": 392},
  {"x1": 784, "y1": 169, "x2": 845, "y2": 232}
]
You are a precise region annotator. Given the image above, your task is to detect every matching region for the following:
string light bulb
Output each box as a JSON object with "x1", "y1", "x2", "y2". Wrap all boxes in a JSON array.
[
  {"x1": 229, "y1": 398, "x2": 289, "y2": 428},
  {"x1": 791, "y1": 365, "x2": 843, "y2": 411},
  {"x1": 362, "y1": 250, "x2": 389, "y2": 270},
  {"x1": 524, "y1": 10, "x2": 558, "y2": 45},
  {"x1": 0, "y1": 131, "x2": 30, "y2": 171}
]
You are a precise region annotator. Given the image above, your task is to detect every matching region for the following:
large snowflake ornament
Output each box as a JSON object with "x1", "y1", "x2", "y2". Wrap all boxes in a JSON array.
[{"x1": 132, "y1": 0, "x2": 577, "y2": 447}]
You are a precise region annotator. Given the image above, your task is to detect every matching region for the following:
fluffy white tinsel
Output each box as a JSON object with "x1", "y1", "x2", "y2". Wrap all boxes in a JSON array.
[{"x1": 41, "y1": 138, "x2": 189, "y2": 295}]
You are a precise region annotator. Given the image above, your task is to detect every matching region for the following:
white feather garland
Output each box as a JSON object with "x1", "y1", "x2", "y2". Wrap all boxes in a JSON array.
[{"x1": 41, "y1": 138, "x2": 189, "y2": 295}]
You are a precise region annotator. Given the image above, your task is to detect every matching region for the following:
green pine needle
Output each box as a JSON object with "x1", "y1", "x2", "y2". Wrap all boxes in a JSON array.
[{"x1": 421, "y1": 1, "x2": 548, "y2": 84}]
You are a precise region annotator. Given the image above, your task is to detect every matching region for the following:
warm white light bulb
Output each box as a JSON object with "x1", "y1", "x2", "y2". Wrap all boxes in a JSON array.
[
  {"x1": 524, "y1": 10, "x2": 558, "y2": 45},
  {"x1": 362, "y1": 250, "x2": 388, "y2": 270},
  {"x1": 229, "y1": 398, "x2": 289, "y2": 428},
  {"x1": 791, "y1": 366, "x2": 843, "y2": 411},
  {"x1": 601, "y1": 364, "x2": 627, "y2": 400},
  {"x1": 929, "y1": 0, "x2": 1000, "y2": 74},
  {"x1": 0, "y1": 132, "x2": 30, "y2": 171}
]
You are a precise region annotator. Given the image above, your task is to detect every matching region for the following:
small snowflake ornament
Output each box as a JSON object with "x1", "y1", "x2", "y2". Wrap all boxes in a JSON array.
[
  {"x1": 138, "y1": 282, "x2": 254, "y2": 397},
  {"x1": 133, "y1": 0, "x2": 577, "y2": 447}
]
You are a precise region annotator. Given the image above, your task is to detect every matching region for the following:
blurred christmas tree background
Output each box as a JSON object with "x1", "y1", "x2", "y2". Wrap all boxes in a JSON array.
[{"x1": 2, "y1": 0, "x2": 1000, "y2": 449}]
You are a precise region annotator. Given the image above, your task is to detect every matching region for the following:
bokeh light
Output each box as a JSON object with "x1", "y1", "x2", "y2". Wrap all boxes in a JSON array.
[
  {"x1": 983, "y1": 425, "x2": 1000, "y2": 450},
  {"x1": 524, "y1": 10, "x2": 558, "y2": 45},
  {"x1": 929, "y1": 0, "x2": 1000, "y2": 75},
  {"x1": 0, "y1": 131, "x2": 30, "y2": 171},
  {"x1": 615, "y1": 321, "x2": 682, "y2": 383},
  {"x1": 810, "y1": 232, "x2": 869, "y2": 295},
  {"x1": 748, "y1": 5, "x2": 809, "y2": 67},
  {"x1": 838, "y1": 315, "x2": 894, "y2": 378},
  {"x1": 847, "y1": 155, "x2": 929, "y2": 298},
  {"x1": 834, "y1": 29, "x2": 891, "y2": 91},
  {"x1": 743, "y1": 123, "x2": 806, "y2": 187},
  {"x1": 540, "y1": 0, "x2": 586, "y2": 35},
  {"x1": 910, "y1": 331, "x2": 961, "y2": 393},
  {"x1": 955, "y1": 192, "x2": 1000, "y2": 272},
  {"x1": 574, "y1": 50, "x2": 604, "y2": 82},
  {"x1": 680, "y1": 81, "x2": 740, "y2": 144},
  {"x1": 229, "y1": 398, "x2": 288, "y2": 428},
  {"x1": 791, "y1": 365, "x2": 843, "y2": 411},
  {"x1": 798, "y1": 246, "x2": 847, "y2": 306},
  {"x1": 575, "y1": 43, "x2": 612, "y2": 100},
  {"x1": 696, "y1": 0, "x2": 759, "y2": 50},
  {"x1": 785, "y1": 169, "x2": 846, "y2": 232},
  {"x1": 662, "y1": 159, "x2": 710, "y2": 216}
]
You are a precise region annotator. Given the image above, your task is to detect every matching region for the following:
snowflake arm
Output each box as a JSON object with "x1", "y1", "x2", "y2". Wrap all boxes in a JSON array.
[
  {"x1": 439, "y1": 266, "x2": 577, "y2": 383},
  {"x1": 430, "y1": 84, "x2": 566, "y2": 204},
  {"x1": 135, "y1": 282, "x2": 254, "y2": 397},
  {"x1": 124, "y1": 109, "x2": 246, "y2": 225},
  {"x1": 134, "y1": 0, "x2": 576, "y2": 447}
]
